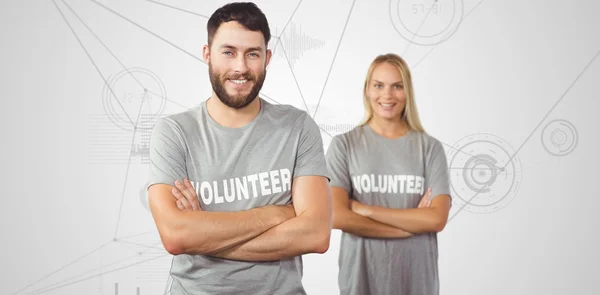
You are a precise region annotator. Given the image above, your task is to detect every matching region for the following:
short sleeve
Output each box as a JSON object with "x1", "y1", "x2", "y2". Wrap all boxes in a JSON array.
[
  {"x1": 146, "y1": 117, "x2": 188, "y2": 190},
  {"x1": 325, "y1": 135, "x2": 352, "y2": 193},
  {"x1": 293, "y1": 114, "x2": 330, "y2": 181},
  {"x1": 425, "y1": 138, "x2": 451, "y2": 202}
]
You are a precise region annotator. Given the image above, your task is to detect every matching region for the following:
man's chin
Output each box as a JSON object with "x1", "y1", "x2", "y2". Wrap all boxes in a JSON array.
[{"x1": 219, "y1": 95, "x2": 256, "y2": 109}]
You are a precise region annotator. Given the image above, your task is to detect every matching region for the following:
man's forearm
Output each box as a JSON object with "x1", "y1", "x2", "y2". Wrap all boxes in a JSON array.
[
  {"x1": 211, "y1": 215, "x2": 330, "y2": 262},
  {"x1": 363, "y1": 206, "x2": 444, "y2": 234},
  {"x1": 168, "y1": 205, "x2": 291, "y2": 255}
]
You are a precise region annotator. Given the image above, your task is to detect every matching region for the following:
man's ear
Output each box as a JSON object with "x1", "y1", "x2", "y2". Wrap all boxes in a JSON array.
[
  {"x1": 202, "y1": 45, "x2": 210, "y2": 63},
  {"x1": 265, "y1": 48, "x2": 273, "y2": 68}
]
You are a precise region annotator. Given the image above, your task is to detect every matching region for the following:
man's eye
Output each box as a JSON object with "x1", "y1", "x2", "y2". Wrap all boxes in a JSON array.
[
  {"x1": 248, "y1": 53, "x2": 259, "y2": 58},
  {"x1": 223, "y1": 51, "x2": 233, "y2": 56}
]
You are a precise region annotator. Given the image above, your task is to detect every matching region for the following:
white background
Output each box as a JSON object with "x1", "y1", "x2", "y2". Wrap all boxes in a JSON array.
[{"x1": 1, "y1": 0, "x2": 599, "y2": 294}]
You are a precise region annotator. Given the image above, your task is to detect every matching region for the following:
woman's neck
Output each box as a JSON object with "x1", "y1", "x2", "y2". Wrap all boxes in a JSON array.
[{"x1": 368, "y1": 116, "x2": 409, "y2": 139}]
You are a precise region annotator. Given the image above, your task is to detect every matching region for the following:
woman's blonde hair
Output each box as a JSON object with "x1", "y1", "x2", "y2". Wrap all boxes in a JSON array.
[{"x1": 359, "y1": 53, "x2": 425, "y2": 132}]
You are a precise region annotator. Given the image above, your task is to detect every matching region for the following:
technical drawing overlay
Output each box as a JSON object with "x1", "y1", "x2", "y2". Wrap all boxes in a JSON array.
[{"x1": 4, "y1": 0, "x2": 599, "y2": 294}]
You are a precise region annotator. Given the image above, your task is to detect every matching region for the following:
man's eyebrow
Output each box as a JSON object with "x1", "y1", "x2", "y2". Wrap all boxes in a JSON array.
[
  {"x1": 245, "y1": 47, "x2": 263, "y2": 52},
  {"x1": 219, "y1": 44, "x2": 264, "y2": 52}
]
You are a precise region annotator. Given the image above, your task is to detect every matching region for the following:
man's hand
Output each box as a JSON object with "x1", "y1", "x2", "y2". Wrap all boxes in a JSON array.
[
  {"x1": 171, "y1": 178, "x2": 201, "y2": 211},
  {"x1": 274, "y1": 204, "x2": 297, "y2": 220},
  {"x1": 417, "y1": 188, "x2": 433, "y2": 208},
  {"x1": 171, "y1": 178, "x2": 297, "y2": 220},
  {"x1": 349, "y1": 199, "x2": 370, "y2": 216}
]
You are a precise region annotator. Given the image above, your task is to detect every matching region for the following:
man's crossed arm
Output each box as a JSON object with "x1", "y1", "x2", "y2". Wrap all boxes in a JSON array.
[{"x1": 148, "y1": 176, "x2": 332, "y2": 262}]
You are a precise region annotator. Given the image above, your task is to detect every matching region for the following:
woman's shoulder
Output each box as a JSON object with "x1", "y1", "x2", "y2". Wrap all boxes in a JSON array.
[{"x1": 409, "y1": 131, "x2": 445, "y2": 153}]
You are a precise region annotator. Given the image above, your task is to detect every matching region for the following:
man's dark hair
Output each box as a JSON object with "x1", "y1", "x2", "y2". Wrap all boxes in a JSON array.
[{"x1": 207, "y1": 2, "x2": 271, "y2": 47}]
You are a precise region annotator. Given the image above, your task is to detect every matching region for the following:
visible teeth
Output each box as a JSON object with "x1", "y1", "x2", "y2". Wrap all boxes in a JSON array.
[
  {"x1": 231, "y1": 79, "x2": 247, "y2": 84},
  {"x1": 380, "y1": 103, "x2": 394, "y2": 107}
]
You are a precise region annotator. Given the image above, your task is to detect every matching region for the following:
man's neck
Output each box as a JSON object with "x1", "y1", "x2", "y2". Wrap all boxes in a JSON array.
[{"x1": 206, "y1": 94, "x2": 262, "y2": 128}]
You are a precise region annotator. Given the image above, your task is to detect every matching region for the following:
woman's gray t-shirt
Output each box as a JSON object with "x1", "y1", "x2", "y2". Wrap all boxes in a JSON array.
[{"x1": 325, "y1": 124, "x2": 451, "y2": 295}]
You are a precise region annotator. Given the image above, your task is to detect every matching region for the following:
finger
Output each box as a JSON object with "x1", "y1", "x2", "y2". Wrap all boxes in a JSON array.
[
  {"x1": 418, "y1": 188, "x2": 433, "y2": 208},
  {"x1": 176, "y1": 200, "x2": 185, "y2": 211},
  {"x1": 171, "y1": 187, "x2": 190, "y2": 210},
  {"x1": 179, "y1": 197, "x2": 193, "y2": 211},
  {"x1": 183, "y1": 178, "x2": 194, "y2": 190},
  {"x1": 426, "y1": 188, "x2": 433, "y2": 207},
  {"x1": 418, "y1": 192, "x2": 428, "y2": 206},
  {"x1": 175, "y1": 180, "x2": 198, "y2": 210},
  {"x1": 173, "y1": 187, "x2": 193, "y2": 211},
  {"x1": 183, "y1": 178, "x2": 200, "y2": 211},
  {"x1": 171, "y1": 187, "x2": 183, "y2": 201}
]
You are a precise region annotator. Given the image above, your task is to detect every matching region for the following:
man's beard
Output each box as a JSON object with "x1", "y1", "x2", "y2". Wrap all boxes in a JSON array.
[{"x1": 209, "y1": 65, "x2": 266, "y2": 109}]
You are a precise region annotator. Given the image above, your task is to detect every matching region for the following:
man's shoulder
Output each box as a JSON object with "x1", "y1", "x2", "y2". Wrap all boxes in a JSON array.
[
  {"x1": 156, "y1": 105, "x2": 202, "y2": 128},
  {"x1": 261, "y1": 99, "x2": 311, "y2": 125}
]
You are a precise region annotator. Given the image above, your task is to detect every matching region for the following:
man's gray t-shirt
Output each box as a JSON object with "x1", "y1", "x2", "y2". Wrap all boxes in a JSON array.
[
  {"x1": 326, "y1": 124, "x2": 451, "y2": 295},
  {"x1": 147, "y1": 98, "x2": 329, "y2": 295}
]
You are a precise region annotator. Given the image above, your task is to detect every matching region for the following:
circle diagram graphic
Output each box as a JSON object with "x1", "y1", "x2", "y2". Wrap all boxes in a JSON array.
[
  {"x1": 541, "y1": 119, "x2": 578, "y2": 156},
  {"x1": 447, "y1": 133, "x2": 522, "y2": 214},
  {"x1": 102, "y1": 67, "x2": 167, "y2": 132},
  {"x1": 389, "y1": 0, "x2": 464, "y2": 46}
]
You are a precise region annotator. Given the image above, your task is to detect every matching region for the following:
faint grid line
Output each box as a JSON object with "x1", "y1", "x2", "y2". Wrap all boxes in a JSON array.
[
  {"x1": 401, "y1": 0, "x2": 437, "y2": 56},
  {"x1": 11, "y1": 242, "x2": 112, "y2": 295},
  {"x1": 116, "y1": 239, "x2": 167, "y2": 252},
  {"x1": 311, "y1": 0, "x2": 357, "y2": 119},
  {"x1": 26, "y1": 251, "x2": 149, "y2": 294},
  {"x1": 113, "y1": 96, "x2": 147, "y2": 238},
  {"x1": 438, "y1": 141, "x2": 482, "y2": 160},
  {"x1": 116, "y1": 230, "x2": 158, "y2": 241},
  {"x1": 114, "y1": 238, "x2": 140, "y2": 254},
  {"x1": 260, "y1": 93, "x2": 336, "y2": 139},
  {"x1": 502, "y1": 47, "x2": 600, "y2": 169},
  {"x1": 143, "y1": 0, "x2": 209, "y2": 18},
  {"x1": 139, "y1": 241, "x2": 168, "y2": 256},
  {"x1": 51, "y1": 0, "x2": 135, "y2": 126},
  {"x1": 271, "y1": 0, "x2": 303, "y2": 55},
  {"x1": 146, "y1": 89, "x2": 191, "y2": 110},
  {"x1": 145, "y1": 89, "x2": 154, "y2": 115},
  {"x1": 26, "y1": 254, "x2": 167, "y2": 295},
  {"x1": 413, "y1": 0, "x2": 490, "y2": 69},
  {"x1": 278, "y1": 35, "x2": 310, "y2": 113},
  {"x1": 89, "y1": 0, "x2": 207, "y2": 65},
  {"x1": 447, "y1": 185, "x2": 488, "y2": 222},
  {"x1": 449, "y1": 167, "x2": 498, "y2": 170},
  {"x1": 61, "y1": 0, "x2": 189, "y2": 112}
]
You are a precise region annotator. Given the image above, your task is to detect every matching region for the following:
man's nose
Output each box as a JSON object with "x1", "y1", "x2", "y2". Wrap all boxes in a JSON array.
[{"x1": 232, "y1": 55, "x2": 249, "y2": 73}]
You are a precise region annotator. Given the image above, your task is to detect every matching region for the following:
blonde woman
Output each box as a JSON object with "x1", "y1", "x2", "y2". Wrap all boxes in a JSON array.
[{"x1": 326, "y1": 53, "x2": 452, "y2": 295}]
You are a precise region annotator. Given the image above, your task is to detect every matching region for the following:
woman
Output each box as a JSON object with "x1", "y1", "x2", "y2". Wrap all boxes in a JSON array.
[{"x1": 326, "y1": 53, "x2": 452, "y2": 295}]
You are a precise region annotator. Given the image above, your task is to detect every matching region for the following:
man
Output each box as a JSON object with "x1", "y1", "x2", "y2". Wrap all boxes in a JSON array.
[{"x1": 146, "y1": 2, "x2": 332, "y2": 295}]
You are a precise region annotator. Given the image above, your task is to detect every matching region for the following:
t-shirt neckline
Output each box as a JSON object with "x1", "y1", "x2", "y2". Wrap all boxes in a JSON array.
[
  {"x1": 201, "y1": 98, "x2": 266, "y2": 134},
  {"x1": 365, "y1": 123, "x2": 412, "y2": 141}
]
